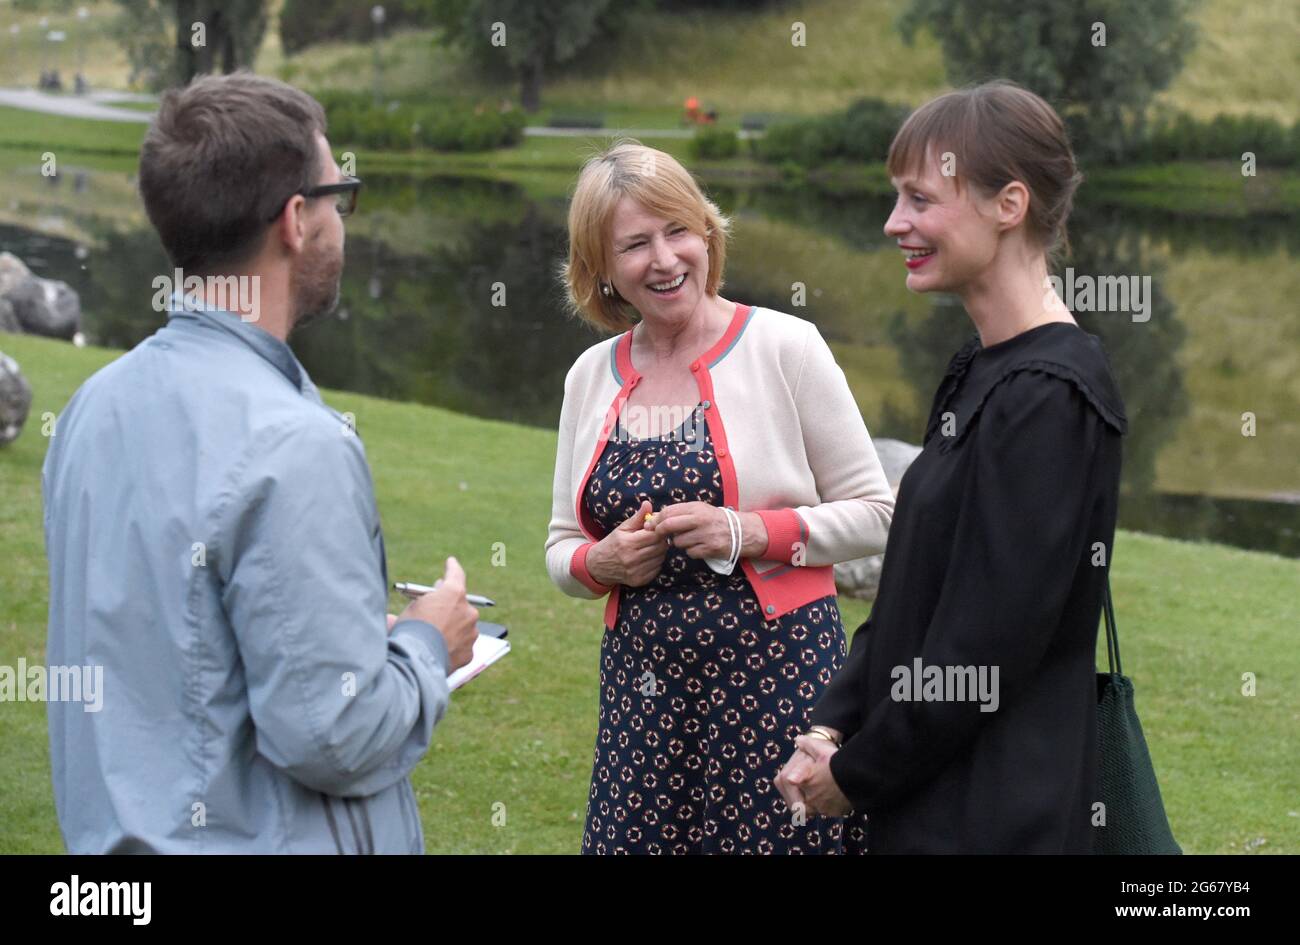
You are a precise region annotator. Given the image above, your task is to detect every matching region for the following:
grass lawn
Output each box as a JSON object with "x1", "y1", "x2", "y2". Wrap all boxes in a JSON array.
[
  {"x1": 0, "y1": 331, "x2": 1295, "y2": 854},
  {"x1": 0, "y1": 105, "x2": 146, "y2": 158}
]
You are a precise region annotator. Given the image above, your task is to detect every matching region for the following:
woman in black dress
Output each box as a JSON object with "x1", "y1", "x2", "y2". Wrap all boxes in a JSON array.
[{"x1": 776, "y1": 81, "x2": 1127, "y2": 853}]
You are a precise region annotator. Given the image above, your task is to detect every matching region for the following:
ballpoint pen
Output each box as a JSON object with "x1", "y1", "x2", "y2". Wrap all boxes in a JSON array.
[{"x1": 393, "y1": 581, "x2": 495, "y2": 608}]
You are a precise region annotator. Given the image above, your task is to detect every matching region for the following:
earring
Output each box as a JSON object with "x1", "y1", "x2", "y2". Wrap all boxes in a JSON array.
[{"x1": 601, "y1": 282, "x2": 614, "y2": 299}]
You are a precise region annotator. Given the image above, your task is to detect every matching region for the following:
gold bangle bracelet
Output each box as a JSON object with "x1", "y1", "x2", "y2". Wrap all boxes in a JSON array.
[{"x1": 807, "y1": 726, "x2": 842, "y2": 747}]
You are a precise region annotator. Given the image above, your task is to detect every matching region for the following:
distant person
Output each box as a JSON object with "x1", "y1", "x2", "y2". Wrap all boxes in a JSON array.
[
  {"x1": 547, "y1": 140, "x2": 895, "y2": 853},
  {"x1": 776, "y1": 81, "x2": 1127, "y2": 853},
  {"x1": 43, "y1": 73, "x2": 477, "y2": 853},
  {"x1": 682, "y1": 95, "x2": 715, "y2": 125}
]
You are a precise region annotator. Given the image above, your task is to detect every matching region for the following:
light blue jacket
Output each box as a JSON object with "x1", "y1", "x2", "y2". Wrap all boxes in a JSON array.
[{"x1": 42, "y1": 296, "x2": 450, "y2": 853}]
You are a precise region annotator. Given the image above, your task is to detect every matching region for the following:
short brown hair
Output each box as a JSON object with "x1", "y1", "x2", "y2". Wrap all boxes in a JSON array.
[
  {"x1": 563, "y1": 140, "x2": 729, "y2": 333},
  {"x1": 139, "y1": 72, "x2": 327, "y2": 274},
  {"x1": 887, "y1": 81, "x2": 1083, "y2": 261}
]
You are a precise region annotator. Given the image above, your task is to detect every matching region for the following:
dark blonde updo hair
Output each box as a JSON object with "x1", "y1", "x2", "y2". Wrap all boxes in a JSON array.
[
  {"x1": 563, "y1": 139, "x2": 730, "y2": 333},
  {"x1": 887, "y1": 81, "x2": 1083, "y2": 261}
]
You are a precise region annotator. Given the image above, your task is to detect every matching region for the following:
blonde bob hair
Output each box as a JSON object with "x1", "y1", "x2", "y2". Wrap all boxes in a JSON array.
[{"x1": 563, "y1": 139, "x2": 730, "y2": 333}]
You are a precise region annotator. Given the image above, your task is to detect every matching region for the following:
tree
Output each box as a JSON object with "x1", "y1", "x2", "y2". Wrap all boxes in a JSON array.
[
  {"x1": 279, "y1": 0, "x2": 434, "y2": 56},
  {"x1": 425, "y1": 0, "x2": 629, "y2": 112},
  {"x1": 114, "y1": 0, "x2": 269, "y2": 90},
  {"x1": 898, "y1": 0, "x2": 1198, "y2": 162}
]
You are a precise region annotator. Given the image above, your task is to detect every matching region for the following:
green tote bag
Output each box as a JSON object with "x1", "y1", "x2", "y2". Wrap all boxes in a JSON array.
[{"x1": 1094, "y1": 580, "x2": 1182, "y2": 854}]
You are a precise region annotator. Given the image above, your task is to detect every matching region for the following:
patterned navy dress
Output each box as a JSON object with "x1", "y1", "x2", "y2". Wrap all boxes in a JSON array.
[{"x1": 580, "y1": 404, "x2": 869, "y2": 854}]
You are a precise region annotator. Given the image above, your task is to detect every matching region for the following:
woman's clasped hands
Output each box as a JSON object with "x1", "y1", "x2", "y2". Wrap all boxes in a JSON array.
[
  {"x1": 587, "y1": 500, "x2": 773, "y2": 588},
  {"x1": 646, "y1": 501, "x2": 768, "y2": 560},
  {"x1": 776, "y1": 732, "x2": 854, "y2": 818},
  {"x1": 585, "y1": 500, "x2": 668, "y2": 587}
]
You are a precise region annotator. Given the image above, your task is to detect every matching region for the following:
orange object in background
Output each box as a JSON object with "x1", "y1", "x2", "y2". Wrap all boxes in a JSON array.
[{"x1": 683, "y1": 96, "x2": 717, "y2": 126}]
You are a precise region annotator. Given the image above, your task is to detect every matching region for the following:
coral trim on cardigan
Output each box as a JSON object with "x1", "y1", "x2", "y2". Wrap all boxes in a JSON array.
[{"x1": 568, "y1": 302, "x2": 837, "y2": 628}]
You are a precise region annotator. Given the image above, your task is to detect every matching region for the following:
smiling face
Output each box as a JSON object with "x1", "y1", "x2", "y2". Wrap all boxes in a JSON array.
[
  {"x1": 607, "y1": 196, "x2": 711, "y2": 325},
  {"x1": 883, "y1": 151, "x2": 1003, "y2": 295}
]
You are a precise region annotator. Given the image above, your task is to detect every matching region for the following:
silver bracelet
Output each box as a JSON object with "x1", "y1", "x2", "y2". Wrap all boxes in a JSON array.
[
  {"x1": 706, "y1": 506, "x2": 742, "y2": 576},
  {"x1": 723, "y1": 506, "x2": 742, "y2": 572}
]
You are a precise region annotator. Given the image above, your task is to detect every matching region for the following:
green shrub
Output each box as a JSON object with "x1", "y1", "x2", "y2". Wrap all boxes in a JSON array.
[
  {"x1": 317, "y1": 91, "x2": 526, "y2": 153},
  {"x1": 756, "y1": 97, "x2": 908, "y2": 168},
  {"x1": 1137, "y1": 111, "x2": 1297, "y2": 167},
  {"x1": 689, "y1": 127, "x2": 740, "y2": 160},
  {"x1": 761, "y1": 98, "x2": 1298, "y2": 169}
]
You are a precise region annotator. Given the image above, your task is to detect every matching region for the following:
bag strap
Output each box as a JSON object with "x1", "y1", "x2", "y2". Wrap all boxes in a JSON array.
[{"x1": 1103, "y1": 575, "x2": 1122, "y2": 677}]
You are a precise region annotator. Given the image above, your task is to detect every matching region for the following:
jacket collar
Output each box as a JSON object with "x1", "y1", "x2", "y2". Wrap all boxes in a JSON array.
[{"x1": 164, "y1": 290, "x2": 316, "y2": 398}]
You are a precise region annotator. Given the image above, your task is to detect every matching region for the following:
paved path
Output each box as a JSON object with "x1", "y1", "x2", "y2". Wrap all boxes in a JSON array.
[
  {"x1": 0, "y1": 88, "x2": 765, "y2": 139},
  {"x1": 525, "y1": 126, "x2": 762, "y2": 140},
  {"x1": 0, "y1": 87, "x2": 152, "y2": 123}
]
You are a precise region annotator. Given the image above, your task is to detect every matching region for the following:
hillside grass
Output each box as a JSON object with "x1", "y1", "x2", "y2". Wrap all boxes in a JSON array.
[
  {"x1": 254, "y1": 0, "x2": 1299, "y2": 124},
  {"x1": 0, "y1": 331, "x2": 1296, "y2": 854},
  {"x1": 3, "y1": 0, "x2": 1293, "y2": 125}
]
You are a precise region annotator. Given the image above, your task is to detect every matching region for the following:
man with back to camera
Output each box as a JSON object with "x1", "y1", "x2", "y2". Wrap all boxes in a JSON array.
[{"x1": 42, "y1": 72, "x2": 478, "y2": 853}]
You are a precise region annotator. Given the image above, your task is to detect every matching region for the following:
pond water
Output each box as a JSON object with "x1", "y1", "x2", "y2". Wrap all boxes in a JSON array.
[{"x1": 3, "y1": 159, "x2": 1297, "y2": 557}]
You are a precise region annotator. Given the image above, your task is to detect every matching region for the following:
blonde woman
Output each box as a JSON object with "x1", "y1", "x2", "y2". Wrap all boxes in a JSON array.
[{"x1": 546, "y1": 140, "x2": 894, "y2": 854}]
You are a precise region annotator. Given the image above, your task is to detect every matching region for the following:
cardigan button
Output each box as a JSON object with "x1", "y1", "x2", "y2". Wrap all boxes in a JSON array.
[
  {"x1": 701, "y1": 400, "x2": 711, "y2": 409},
  {"x1": 690, "y1": 361, "x2": 701, "y2": 372},
  {"x1": 717, "y1": 447, "x2": 728, "y2": 459},
  {"x1": 765, "y1": 605, "x2": 776, "y2": 616}
]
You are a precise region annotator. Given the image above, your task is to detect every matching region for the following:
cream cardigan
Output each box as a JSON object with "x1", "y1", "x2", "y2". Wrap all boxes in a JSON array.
[{"x1": 545, "y1": 302, "x2": 895, "y2": 628}]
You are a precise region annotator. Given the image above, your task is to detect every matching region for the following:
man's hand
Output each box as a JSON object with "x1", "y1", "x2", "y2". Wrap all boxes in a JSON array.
[
  {"x1": 650, "y1": 502, "x2": 767, "y2": 560},
  {"x1": 793, "y1": 734, "x2": 853, "y2": 817},
  {"x1": 397, "y1": 556, "x2": 478, "y2": 671},
  {"x1": 586, "y1": 500, "x2": 669, "y2": 587}
]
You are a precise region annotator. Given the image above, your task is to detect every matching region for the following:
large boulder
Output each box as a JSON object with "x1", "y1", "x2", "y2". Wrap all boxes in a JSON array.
[
  {"x1": 873, "y1": 438, "x2": 923, "y2": 483},
  {"x1": 0, "y1": 252, "x2": 34, "y2": 300},
  {"x1": 833, "y1": 437, "x2": 924, "y2": 602},
  {"x1": 0, "y1": 351, "x2": 33, "y2": 446},
  {"x1": 0, "y1": 252, "x2": 83, "y2": 340},
  {"x1": 0, "y1": 297, "x2": 20, "y2": 334}
]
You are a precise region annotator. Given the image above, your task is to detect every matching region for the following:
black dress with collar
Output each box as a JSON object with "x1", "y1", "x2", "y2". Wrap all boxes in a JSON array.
[{"x1": 811, "y1": 321, "x2": 1127, "y2": 853}]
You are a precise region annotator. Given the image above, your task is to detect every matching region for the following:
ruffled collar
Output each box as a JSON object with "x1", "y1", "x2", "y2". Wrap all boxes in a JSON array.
[{"x1": 925, "y1": 323, "x2": 1127, "y2": 447}]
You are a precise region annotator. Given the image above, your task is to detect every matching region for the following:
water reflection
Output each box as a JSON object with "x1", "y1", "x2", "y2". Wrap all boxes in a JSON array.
[{"x1": 2, "y1": 165, "x2": 1296, "y2": 557}]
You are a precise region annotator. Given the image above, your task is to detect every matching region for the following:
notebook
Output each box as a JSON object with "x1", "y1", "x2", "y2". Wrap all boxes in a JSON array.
[{"x1": 446, "y1": 630, "x2": 510, "y2": 691}]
